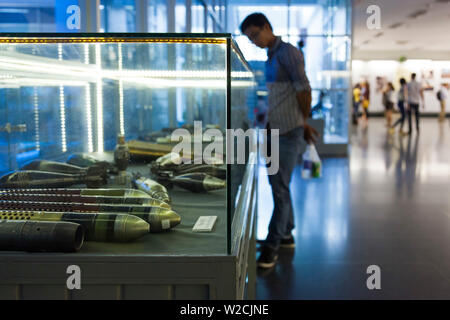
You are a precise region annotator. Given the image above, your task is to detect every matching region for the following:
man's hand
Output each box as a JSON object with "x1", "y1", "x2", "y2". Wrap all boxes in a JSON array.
[{"x1": 303, "y1": 123, "x2": 319, "y2": 144}]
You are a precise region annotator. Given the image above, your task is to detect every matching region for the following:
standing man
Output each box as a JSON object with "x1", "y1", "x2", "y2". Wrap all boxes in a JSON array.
[
  {"x1": 240, "y1": 13, "x2": 318, "y2": 268},
  {"x1": 437, "y1": 83, "x2": 448, "y2": 122},
  {"x1": 407, "y1": 73, "x2": 424, "y2": 134}
]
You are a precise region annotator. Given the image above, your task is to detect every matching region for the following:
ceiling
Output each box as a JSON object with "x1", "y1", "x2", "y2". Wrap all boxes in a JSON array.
[{"x1": 353, "y1": 0, "x2": 450, "y2": 60}]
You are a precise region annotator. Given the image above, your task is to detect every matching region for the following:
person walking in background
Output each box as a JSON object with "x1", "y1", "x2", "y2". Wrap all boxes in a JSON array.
[
  {"x1": 383, "y1": 82, "x2": 395, "y2": 128},
  {"x1": 352, "y1": 83, "x2": 361, "y2": 125},
  {"x1": 240, "y1": 12, "x2": 318, "y2": 269},
  {"x1": 390, "y1": 78, "x2": 408, "y2": 135},
  {"x1": 361, "y1": 80, "x2": 370, "y2": 124},
  {"x1": 407, "y1": 73, "x2": 424, "y2": 134},
  {"x1": 437, "y1": 83, "x2": 448, "y2": 122}
]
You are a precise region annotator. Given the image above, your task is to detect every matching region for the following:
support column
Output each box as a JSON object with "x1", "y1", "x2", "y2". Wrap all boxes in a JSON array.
[
  {"x1": 186, "y1": 0, "x2": 192, "y2": 33},
  {"x1": 136, "y1": 0, "x2": 149, "y2": 32},
  {"x1": 79, "y1": 0, "x2": 100, "y2": 32}
]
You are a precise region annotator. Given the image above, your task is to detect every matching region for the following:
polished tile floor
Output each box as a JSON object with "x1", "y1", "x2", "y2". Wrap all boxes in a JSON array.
[{"x1": 255, "y1": 118, "x2": 450, "y2": 299}]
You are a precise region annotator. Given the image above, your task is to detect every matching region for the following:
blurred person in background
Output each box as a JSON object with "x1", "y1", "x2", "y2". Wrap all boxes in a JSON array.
[
  {"x1": 436, "y1": 83, "x2": 448, "y2": 122},
  {"x1": 352, "y1": 83, "x2": 361, "y2": 125},
  {"x1": 361, "y1": 80, "x2": 370, "y2": 124},
  {"x1": 390, "y1": 78, "x2": 408, "y2": 135},
  {"x1": 383, "y1": 82, "x2": 395, "y2": 129},
  {"x1": 407, "y1": 73, "x2": 424, "y2": 134}
]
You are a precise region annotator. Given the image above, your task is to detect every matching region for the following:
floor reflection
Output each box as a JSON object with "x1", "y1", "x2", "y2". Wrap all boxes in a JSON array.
[{"x1": 256, "y1": 119, "x2": 450, "y2": 299}]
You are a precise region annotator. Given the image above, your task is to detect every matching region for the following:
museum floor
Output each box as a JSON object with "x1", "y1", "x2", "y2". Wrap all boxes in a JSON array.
[{"x1": 255, "y1": 118, "x2": 450, "y2": 299}]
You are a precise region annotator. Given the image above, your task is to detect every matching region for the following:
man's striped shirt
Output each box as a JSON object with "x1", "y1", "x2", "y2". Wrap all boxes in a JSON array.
[{"x1": 266, "y1": 36, "x2": 311, "y2": 135}]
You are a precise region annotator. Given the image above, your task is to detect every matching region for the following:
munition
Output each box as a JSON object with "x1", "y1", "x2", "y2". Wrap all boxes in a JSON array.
[
  {"x1": 0, "y1": 220, "x2": 84, "y2": 252},
  {"x1": 114, "y1": 134, "x2": 130, "y2": 171},
  {"x1": 21, "y1": 160, "x2": 87, "y2": 175},
  {"x1": 0, "y1": 168, "x2": 107, "y2": 189},
  {"x1": 67, "y1": 153, "x2": 117, "y2": 174},
  {"x1": 0, "y1": 193, "x2": 170, "y2": 209},
  {"x1": 133, "y1": 176, "x2": 171, "y2": 204},
  {"x1": 0, "y1": 201, "x2": 180, "y2": 233},
  {"x1": 175, "y1": 164, "x2": 226, "y2": 179},
  {"x1": 170, "y1": 173, "x2": 226, "y2": 193},
  {"x1": 127, "y1": 140, "x2": 193, "y2": 160},
  {"x1": 0, "y1": 210, "x2": 149, "y2": 242},
  {"x1": 155, "y1": 152, "x2": 182, "y2": 168},
  {"x1": 127, "y1": 140, "x2": 174, "y2": 160},
  {"x1": 0, "y1": 188, "x2": 151, "y2": 198}
]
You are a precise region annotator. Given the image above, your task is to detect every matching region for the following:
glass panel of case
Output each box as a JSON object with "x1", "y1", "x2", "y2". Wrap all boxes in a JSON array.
[{"x1": 0, "y1": 34, "x2": 256, "y2": 255}]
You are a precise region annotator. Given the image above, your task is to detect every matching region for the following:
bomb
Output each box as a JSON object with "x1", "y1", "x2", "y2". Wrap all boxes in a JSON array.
[
  {"x1": 0, "y1": 169, "x2": 107, "y2": 189},
  {"x1": 170, "y1": 173, "x2": 226, "y2": 193},
  {"x1": 0, "y1": 219, "x2": 84, "y2": 252},
  {"x1": 133, "y1": 176, "x2": 171, "y2": 204},
  {"x1": 0, "y1": 210, "x2": 149, "y2": 242}
]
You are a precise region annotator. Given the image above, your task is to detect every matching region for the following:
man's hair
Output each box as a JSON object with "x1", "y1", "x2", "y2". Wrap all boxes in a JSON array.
[
  {"x1": 240, "y1": 13, "x2": 273, "y2": 33},
  {"x1": 411, "y1": 73, "x2": 417, "y2": 79},
  {"x1": 400, "y1": 78, "x2": 406, "y2": 85}
]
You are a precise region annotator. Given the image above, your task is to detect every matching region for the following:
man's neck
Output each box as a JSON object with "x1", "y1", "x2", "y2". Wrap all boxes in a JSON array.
[{"x1": 267, "y1": 35, "x2": 277, "y2": 49}]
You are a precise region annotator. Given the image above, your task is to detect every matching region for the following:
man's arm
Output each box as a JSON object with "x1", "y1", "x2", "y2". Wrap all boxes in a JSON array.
[
  {"x1": 297, "y1": 90, "x2": 312, "y2": 120},
  {"x1": 296, "y1": 90, "x2": 318, "y2": 144},
  {"x1": 281, "y1": 46, "x2": 318, "y2": 143}
]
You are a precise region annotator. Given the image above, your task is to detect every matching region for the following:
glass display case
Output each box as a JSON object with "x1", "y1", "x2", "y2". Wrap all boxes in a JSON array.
[{"x1": 0, "y1": 33, "x2": 256, "y2": 258}]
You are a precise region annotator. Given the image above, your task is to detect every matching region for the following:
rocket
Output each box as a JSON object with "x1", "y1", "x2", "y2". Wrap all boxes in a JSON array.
[
  {"x1": 0, "y1": 188, "x2": 152, "y2": 198},
  {"x1": 0, "y1": 192, "x2": 170, "y2": 209},
  {"x1": 0, "y1": 210, "x2": 149, "y2": 242},
  {"x1": 0, "y1": 200, "x2": 180, "y2": 233},
  {"x1": 0, "y1": 219, "x2": 84, "y2": 252}
]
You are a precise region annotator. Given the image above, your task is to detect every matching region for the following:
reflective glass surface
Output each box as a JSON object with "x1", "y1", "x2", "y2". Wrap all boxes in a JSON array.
[
  {"x1": 0, "y1": 34, "x2": 256, "y2": 255},
  {"x1": 228, "y1": 0, "x2": 352, "y2": 144}
]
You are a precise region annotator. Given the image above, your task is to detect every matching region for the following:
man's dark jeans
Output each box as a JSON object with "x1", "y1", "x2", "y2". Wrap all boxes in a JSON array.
[
  {"x1": 265, "y1": 126, "x2": 304, "y2": 250},
  {"x1": 408, "y1": 103, "x2": 420, "y2": 132}
]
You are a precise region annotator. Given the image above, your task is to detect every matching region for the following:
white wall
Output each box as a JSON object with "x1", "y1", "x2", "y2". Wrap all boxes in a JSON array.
[{"x1": 352, "y1": 60, "x2": 450, "y2": 113}]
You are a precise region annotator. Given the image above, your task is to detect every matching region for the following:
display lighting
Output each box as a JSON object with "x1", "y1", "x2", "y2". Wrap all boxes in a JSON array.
[
  {"x1": 33, "y1": 87, "x2": 40, "y2": 152},
  {"x1": 84, "y1": 44, "x2": 94, "y2": 153},
  {"x1": 0, "y1": 37, "x2": 227, "y2": 45},
  {"x1": 0, "y1": 77, "x2": 86, "y2": 87},
  {"x1": 58, "y1": 44, "x2": 67, "y2": 153},
  {"x1": 59, "y1": 85, "x2": 67, "y2": 153},
  {"x1": 118, "y1": 43, "x2": 125, "y2": 135},
  {"x1": 95, "y1": 43, "x2": 104, "y2": 153}
]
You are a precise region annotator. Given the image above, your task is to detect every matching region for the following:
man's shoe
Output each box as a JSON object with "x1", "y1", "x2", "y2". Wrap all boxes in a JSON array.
[
  {"x1": 257, "y1": 246, "x2": 278, "y2": 269},
  {"x1": 280, "y1": 236, "x2": 295, "y2": 249}
]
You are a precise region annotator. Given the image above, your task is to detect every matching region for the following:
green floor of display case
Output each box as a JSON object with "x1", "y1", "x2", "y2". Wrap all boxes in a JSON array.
[{"x1": 79, "y1": 186, "x2": 227, "y2": 256}]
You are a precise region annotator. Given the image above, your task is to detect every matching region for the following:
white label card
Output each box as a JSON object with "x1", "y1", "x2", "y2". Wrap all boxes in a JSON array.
[{"x1": 192, "y1": 216, "x2": 218, "y2": 233}]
